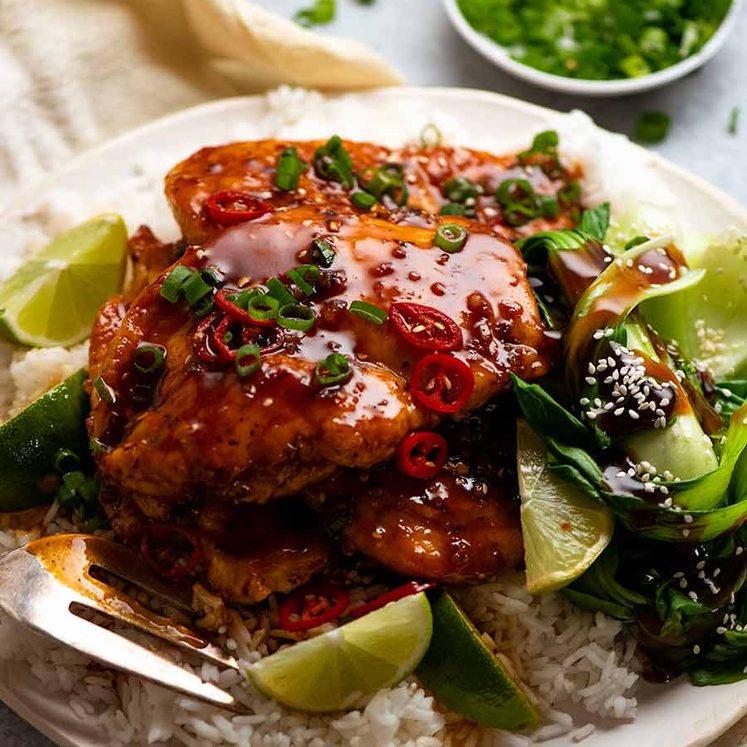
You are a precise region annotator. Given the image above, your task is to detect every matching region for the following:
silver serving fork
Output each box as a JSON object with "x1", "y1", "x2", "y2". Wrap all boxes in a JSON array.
[{"x1": 0, "y1": 533, "x2": 247, "y2": 712}]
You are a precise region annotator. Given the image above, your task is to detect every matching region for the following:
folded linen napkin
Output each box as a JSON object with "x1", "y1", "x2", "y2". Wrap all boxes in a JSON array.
[{"x1": 0, "y1": 0, "x2": 401, "y2": 202}]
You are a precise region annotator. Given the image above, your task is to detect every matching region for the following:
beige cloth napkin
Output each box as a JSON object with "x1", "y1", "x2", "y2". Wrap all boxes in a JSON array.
[{"x1": 0, "y1": 0, "x2": 401, "y2": 203}]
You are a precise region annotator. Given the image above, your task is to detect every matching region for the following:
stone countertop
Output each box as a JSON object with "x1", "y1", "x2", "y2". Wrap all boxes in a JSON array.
[{"x1": 3, "y1": 1, "x2": 745, "y2": 744}]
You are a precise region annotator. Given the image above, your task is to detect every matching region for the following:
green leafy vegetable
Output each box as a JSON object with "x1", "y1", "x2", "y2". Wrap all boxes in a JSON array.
[
  {"x1": 578, "y1": 202, "x2": 610, "y2": 240},
  {"x1": 634, "y1": 112, "x2": 671, "y2": 144},
  {"x1": 642, "y1": 233, "x2": 747, "y2": 380}
]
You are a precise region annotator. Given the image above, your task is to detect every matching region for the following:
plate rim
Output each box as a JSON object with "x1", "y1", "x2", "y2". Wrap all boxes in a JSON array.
[{"x1": 0, "y1": 86, "x2": 746, "y2": 747}]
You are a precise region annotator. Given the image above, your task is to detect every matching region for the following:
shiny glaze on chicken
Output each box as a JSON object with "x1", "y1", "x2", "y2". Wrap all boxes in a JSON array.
[{"x1": 89, "y1": 138, "x2": 579, "y2": 603}]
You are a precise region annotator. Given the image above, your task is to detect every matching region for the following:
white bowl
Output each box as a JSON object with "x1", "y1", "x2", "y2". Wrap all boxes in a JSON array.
[{"x1": 443, "y1": 0, "x2": 743, "y2": 97}]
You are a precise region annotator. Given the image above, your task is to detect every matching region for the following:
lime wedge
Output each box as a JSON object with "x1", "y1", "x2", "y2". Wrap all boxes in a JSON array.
[
  {"x1": 517, "y1": 420, "x2": 613, "y2": 594},
  {"x1": 246, "y1": 591, "x2": 432, "y2": 712},
  {"x1": 416, "y1": 591, "x2": 539, "y2": 731},
  {"x1": 0, "y1": 214, "x2": 127, "y2": 347},
  {"x1": 0, "y1": 368, "x2": 89, "y2": 511}
]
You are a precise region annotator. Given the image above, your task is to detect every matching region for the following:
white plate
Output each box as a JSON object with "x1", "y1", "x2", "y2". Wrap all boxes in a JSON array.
[
  {"x1": 1, "y1": 87, "x2": 746, "y2": 747},
  {"x1": 442, "y1": 0, "x2": 744, "y2": 97}
]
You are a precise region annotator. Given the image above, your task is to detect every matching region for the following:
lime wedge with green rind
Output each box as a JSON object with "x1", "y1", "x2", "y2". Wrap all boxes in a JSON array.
[
  {"x1": 517, "y1": 420, "x2": 613, "y2": 594},
  {"x1": 416, "y1": 591, "x2": 539, "y2": 731},
  {"x1": 0, "y1": 368, "x2": 89, "y2": 511},
  {"x1": 246, "y1": 591, "x2": 432, "y2": 712},
  {"x1": 0, "y1": 214, "x2": 127, "y2": 347}
]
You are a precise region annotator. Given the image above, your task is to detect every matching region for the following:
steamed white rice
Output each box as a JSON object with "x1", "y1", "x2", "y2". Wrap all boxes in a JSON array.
[{"x1": 0, "y1": 86, "x2": 661, "y2": 746}]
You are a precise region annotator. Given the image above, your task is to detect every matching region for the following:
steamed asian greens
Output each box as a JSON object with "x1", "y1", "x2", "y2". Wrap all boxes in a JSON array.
[{"x1": 513, "y1": 192, "x2": 747, "y2": 685}]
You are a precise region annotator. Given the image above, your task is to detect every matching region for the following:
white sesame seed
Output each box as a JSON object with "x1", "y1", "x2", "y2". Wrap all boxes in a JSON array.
[
  {"x1": 717, "y1": 627, "x2": 727, "y2": 635},
  {"x1": 585, "y1": 376, "x2": 596, "y2": 385},
  {"x1": 684, "y1": 515, "x2": 694, "y2": 524},
  {"x1": 616, "y1": 470, "x2": 627, "y2": 478},
  {"x1": 614, "y1": 408, "x2": 624, "y2": 416},
  {"x1": 697, "y1": 571, "x2": 706, "y2": 579},
  {"x1": 688, "y1": 591, "x2": 698, "y2": 601},
  {"x1": 673, "y1": 571, "x2": 685, "y2": 578},
  {"x1": 586, "y1": 411, "x2": 598, "y2": 420},
  {"x1": 679, "y1": 578, "x2": 688, "y2": 589},
  {"x1": 588, "y1": 363, "x2": 596, "y2": 374},
  {"x1": 693, "y1": 645, "x2": 701, "y2": 655},
  {"x1": 663, "y1": 497, "x2": 673, "y2": 507},
  {"x1": 683, "y1": 528, "x2": 691, "y2": 538},
  {"x1": 580, "y1": 397, "x2": 590, "y2": 406},
  {"x1": 696, "y1": 560, "x2": 706, "y2": 569},
  {"x1": 737, "y1": 547, "x2": 744, "y2": 556},
  {"x1": 714, "y1": 568, "x2": 721, "y2": 578},
  {"x1": 629, "y1": 410, "x2": 640, "y2": 420}
]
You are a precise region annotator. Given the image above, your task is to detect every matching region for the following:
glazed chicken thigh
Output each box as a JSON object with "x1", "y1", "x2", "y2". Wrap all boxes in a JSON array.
[{"x1": 89, "y1": 137, "x2": 576, "y2": 600}]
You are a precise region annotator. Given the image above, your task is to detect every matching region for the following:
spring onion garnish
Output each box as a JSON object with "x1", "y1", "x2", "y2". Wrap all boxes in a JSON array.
[
  {"x1": 349, "y1": 300, "x2": 387, "y2": 325},
  {"x1": 245, "y1": 294, "x2": 280, "y2": 323},
  {"x1": 443, "y1": 177, "x2": 480, "y2": 204},
  {"x1": 496, "y1": 178, "x2": 558, "y2": 226},
  {"x1": 277, "y1": 303, "x2": 317, "y2": 331},
  {"x1": 314, "y1": 135, "x2": 354, "y2": 189},
  {"x1": 287, "y1": 265, "x2": 320, "y2": 297},
  {"x1": 295, "y1": 0, "x2": 334, "y2": 27},
  {"x1": 435, "y1": 224, "x2": 468, "y2": 254},
  {"x1": 420, "y1": 123, "x2": 443, "y2": 148},
  {"x1": 315, "y1": 352, "x2": 351, "y2": 387},
  {"x1": 160, "y1": 266, "x2": 193, "y2": 302},
  {"x1": 93, "y1": 376, "x2": 115, "y2": 405},
  {"x1": 133, "y1": 343, "x2": 167, "y2": 374},
  {"x1": 728, "y1": 106, "x2": 740, "y2": 136},
  {"x1": 181, "y1": 272, "x2": 214, "y2": 307},
  {"x1": 267, "y1": 277, "x2": 296, "y2": 306},
  {"x1": 232, "y1": 287, "x2": 263, "y2": 309},
  {"x1": 624, "y1": 235, "x2": 651, "y2": 251},
  {"x1": 275, "y1": 146, "x2": 308, "y2": 191},
  {"x1": 235, "y1": 343, "x2": 261, "y2": 378},
  {"x1": 54, "y1": 448, "x2": 80, "y2": 474},
  {"x1": 358, "y1": 164, "x2": 408, "y2": 206},
  {"x1": 634, "y1": 111, "x2": 671, "y2": 144},
  {"x1": 439, "y1": 203, "x2": 466, "y2": 216},
  {"x1": 310, "y1": 238, "x2": 336, "y2": 268},
  {"x1": 558, "y1": 180, "x2": 581, "y2": 207},
  {"x1": 351, "y1": 191, "x2": 377, "y2": 210}
]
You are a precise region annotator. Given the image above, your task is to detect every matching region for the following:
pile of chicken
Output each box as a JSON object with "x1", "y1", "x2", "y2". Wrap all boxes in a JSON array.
[{"x1": 88, "y1": 136, "x2": 580, "y2": 604}]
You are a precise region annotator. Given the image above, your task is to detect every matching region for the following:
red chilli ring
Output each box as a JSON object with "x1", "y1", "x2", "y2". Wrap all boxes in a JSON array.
[
  {"x1": 205, "y1": 191, "x2": 272, "y2": 225},
  {"x1": 396, "y1": 431, "x2": 448, "y2": 479},
  {"x1": 410, "y1": 353, "x2": 475, "y2": 414}
]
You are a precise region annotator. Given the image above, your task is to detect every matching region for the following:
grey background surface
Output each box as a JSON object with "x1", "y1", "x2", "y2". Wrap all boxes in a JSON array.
[{"x1": 2, "y1": 0, "x2": 745, "y2": 744}]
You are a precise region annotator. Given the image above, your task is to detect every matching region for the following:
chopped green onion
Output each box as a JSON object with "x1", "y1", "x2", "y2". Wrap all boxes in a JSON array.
[
  {"x1": 728, "y1": 106, "x2": 740, "y2": 136},
  {"x1": 93, "y1": 376, "x2": 115, "y2": 405},
  {"x1": 558, "y1": 180, "x2": 581, "y2": 207},
  {"x1": 246, "y1": 294, "x2": 280, "y2": 322},
  {"x1": 278, "y1": 303, "x2": 317, "y2": 331},
  {"x1": 443, "y1": 177, "x2": 480, "y2": 203},
  {"x1": 358, "y1": 164, "x2": 408, "y2": 206},
  {"x1": 133, "y1": 343, "x2": 166, "y2": 374},
  {"x1": 310, "y1": 238, "x2": 336, "y2": 267},
  {"x1": 192, "y1": 295, "x2": 214, "y2": 317},
  {"x1": 235, "y1": 344, "x2": 261, "y2": 378},
  {"x1": 349, "y1": 300, "x2": 387, "y2": 325},
  {"x1": 496, "y1": 178, "x2": 540, "y2": 226},
  {"x1": 160, "y1": 265, "x2": 193, "y2": 303},
  {"x1": 287, "y1": 265, "x2": 320, "y2": 297},
  {"x1": 314, "y1": 135, "x2": 354, "y2": 189},
  {"x1": 54, "y1": 449, "x2": 80, "y2": 474},
  {"x1": 439, "y1": 203, "x2": 466, "y2": 216},
  {"x1": 420, "y1": 123, "x2": 443, "y2": 148},
  {"x1": 181, "y1": 272, "x2": 214, "y2": 307},
  {"x1": 200, "y1": 267, "x2": 224, "y2": 288},
  {"x1": 267, "y1": 277, "x2": 296, "y2": 306},
  {"x1": 233, "y1": 288, "x2": 263, "y2": 309},
  {"x1": 294, "y1": 0, "x2": 335, "y2": 27},
  {"x1": 518, "y1": 130, "x2": 559, "y2": 161},
  {"x1": 634, "y1": 111, "x2": 671, "y2": 144},
  {"x1": 275, "y1": 147, "x2": 307, "y2": 190},
  {"x1": 538, "y1": 195, "x2": 559, "y2": 218},
  {"x1": 435, "y1": 223, "x2": 468, "y2": 253},
  {"x1": 315, "y1": 352, "x2": 351, "y2": 387},
  {"x1": 351, "y1": 191, "x2": 377, "y2": 210}
]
